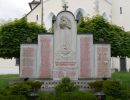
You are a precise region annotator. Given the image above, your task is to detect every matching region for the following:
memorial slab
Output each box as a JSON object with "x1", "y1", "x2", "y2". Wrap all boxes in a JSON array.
[
  {"x1": 38, "y1": 35, "x2": 53, "y2": 79},
  {"x1": 94, "y1": 44, "x2": 111, "y2": 78},
  {"x1": 20, "y1": 44, "x2": 37, "y2": 78},
  {"x1": 78, "y1": 35, "x2": 93, "y2": 79}
]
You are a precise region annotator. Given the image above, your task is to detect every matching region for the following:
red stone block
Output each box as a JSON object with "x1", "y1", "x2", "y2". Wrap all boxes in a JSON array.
[
  {"x1": 80, "y1": 37, "x2": 91, "y2": 78},
  {"x1": 21, "y1": 47, "x2": 34, "y2": 77},
  {"x1": 40, "y1": 37, "x2": 52, "y2": 78},
  {"x1": 97, "y1": 47, "x2": 109, "y2": 78}
]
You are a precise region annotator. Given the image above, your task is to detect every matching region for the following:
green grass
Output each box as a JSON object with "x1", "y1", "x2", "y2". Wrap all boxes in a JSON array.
[
  {"x1": 0, "y1": 72, "x2": 130, "y2": 89},
  {"x1": 112, "y1": 71, "x2": 130, "y2": 87},
  {"x1": 0, "y1": 74, "x2": 19, "y2": 88}
]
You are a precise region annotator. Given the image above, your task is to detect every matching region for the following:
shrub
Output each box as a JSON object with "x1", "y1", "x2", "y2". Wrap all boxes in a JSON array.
[
  {"x1": 55, "y1": 77, "x2": 79, "y2": 95},
  {"x1": 103, "y1": 80, "x2": 130, "y2": 100},
  {"x1": 37, "y1": 92, "x2": 55, "y2": 100},
  {"x1": 9, "y1": 80, "x2": 43, "y2": 95},
  {"x1": 9, "y1": 82, "x2": 32, "y2": 95},
  {"x1": 89, "y1": 80, "x2": 130, "y2": 100},
  {"x1": 106, "y1": 96, "x2": 115, "y2": 100},
  {"x1": 0, "y1": 88, "x2": 10, "y2": 96},
  {"x1": 25, "y1": 80, "x2": 43, "y2": 92},
  {"x1": 36, "y1": 91, "x2": 97, "y2": 100},
  {"x1": 60, "y1": 91, "x2": 97, "y2": 100},
  {"x1": 88, "y1": 80, "x2": 104, "y2": 92},
  {"x1": 103, "y1": 80, "x2": 121, "y2": 98},
  {"x1": 0, "y1": 95, "x2": 27, "y2": 100},
  {"x1": 85, "y1": 92, "x2": 97, "y2": 100}
]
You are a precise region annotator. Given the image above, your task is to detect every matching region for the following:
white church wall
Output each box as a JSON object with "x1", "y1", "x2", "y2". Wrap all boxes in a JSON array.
[
  {"x1": 43, "y1": 0, "x2": 62, "y2": 29},
  {"x1": 27, "y1": 3, "x2": 42, "y2": 25},
  {"x1": 112, "y1": 0, "x2": 120, "y2": 26},
  {"x1": 68, "y1": 0, "x2": 95, "y2": 17},
  {"x1": 99, "y1": 0, "x2": 112, "y2": 21},
  {"x1": 112, "y1": 0, "x2": 130, "y2": 31},
  {"x1": 0, "y1": 58, "x2": 19, "y2": 74},
  {"x1": 118, "y1": 0, "x2": 130, "y2": 31}
]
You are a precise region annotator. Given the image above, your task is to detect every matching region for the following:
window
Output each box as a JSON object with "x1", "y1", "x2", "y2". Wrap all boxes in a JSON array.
[
  {"x1": 120, "y1": 7, "x2": 122, "y2": 14},
  {"x1": 52, "y1": 15, "x2": 56, "y2": 24},
  {"x1": 36, "y1": 15, "x2": 38, "y2": 21},
  {"x1": 76, "y1": 11, "x2": 83, "y2": 21}
]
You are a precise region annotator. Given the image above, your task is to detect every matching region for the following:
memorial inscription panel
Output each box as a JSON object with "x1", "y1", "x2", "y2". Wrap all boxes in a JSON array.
[
  {"x1": 20, "y1": 45, "x2": 37, "y2": 78},
  {"x1": 38, "y1": 35, "x2": 53, "y2": 79},
  {"x1": 78, "y1": 35, "x2": 93, "y2": 79},
  {"x1": 95, "y1": 44, "x2": 111, "y2": 78}
]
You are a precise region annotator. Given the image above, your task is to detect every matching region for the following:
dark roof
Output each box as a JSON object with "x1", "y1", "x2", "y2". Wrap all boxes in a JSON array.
[{"x1": 29, "y1": 1, "x2": 41, "y2": 10}]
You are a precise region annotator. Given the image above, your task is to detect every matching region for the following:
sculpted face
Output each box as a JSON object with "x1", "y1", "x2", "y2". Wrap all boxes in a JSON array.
[{"x1": 59, "y1": 16, "x2": 71, "y2": 30}]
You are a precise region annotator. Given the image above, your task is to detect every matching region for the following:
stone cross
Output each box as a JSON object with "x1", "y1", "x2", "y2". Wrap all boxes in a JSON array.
[{"x1": 62, "y1": 0, "x2": 68, "y2": 11}]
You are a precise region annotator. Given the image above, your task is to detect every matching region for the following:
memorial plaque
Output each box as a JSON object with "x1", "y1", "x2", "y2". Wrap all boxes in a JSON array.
[
  {"x1": 20, "y1": 44, "x2": 37, "y2": 78},
  {"x1": 78, "y1": 35, "x2": 93, "y2": 79},
  {"x1": 38, "y1": 35, "x2": 53, "y2": 79},
  {"x1": 94, "y1": 44, "x2": 111, "y2": 78}
]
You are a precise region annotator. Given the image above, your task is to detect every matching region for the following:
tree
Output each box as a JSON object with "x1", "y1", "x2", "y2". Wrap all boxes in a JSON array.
[
  {"x1": 0, "y1": 18, "x2": 46, "y2": 58},
  {"x1": 78, "y1": 15, "x2": 130, "y2": 57}
]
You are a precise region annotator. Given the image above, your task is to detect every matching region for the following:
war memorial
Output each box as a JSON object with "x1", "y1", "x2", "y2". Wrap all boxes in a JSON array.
[{"x1": 20, "y1": 6, "x2": 111, "y2": 91}]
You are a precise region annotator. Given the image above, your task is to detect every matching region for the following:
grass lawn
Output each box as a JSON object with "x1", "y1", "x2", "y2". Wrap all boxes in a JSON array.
[
  {"x1": 112, "y1": 71, "x2": 130, "y2": 87},
  {"x1": 0, "y1": 74, "x2": 19, "y2": 88},
  {"x1": 0, "y1": 72, "x2": 130, "y2": 89}
]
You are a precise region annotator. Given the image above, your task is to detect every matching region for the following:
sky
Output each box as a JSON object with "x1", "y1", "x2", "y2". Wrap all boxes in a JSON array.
[{"x1": 0, "y1": 0, "x2": 32, "y2": 20}]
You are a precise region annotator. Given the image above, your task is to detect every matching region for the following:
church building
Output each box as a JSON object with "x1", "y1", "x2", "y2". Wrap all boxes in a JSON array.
[{"x1": 26, "y1": 0, "x2": 130, "y2": 31}]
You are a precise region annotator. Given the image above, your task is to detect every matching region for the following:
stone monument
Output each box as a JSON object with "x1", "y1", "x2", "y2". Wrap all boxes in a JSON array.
[{"x1": 20, "y1": 5, "x2": 111, "y2": 90}]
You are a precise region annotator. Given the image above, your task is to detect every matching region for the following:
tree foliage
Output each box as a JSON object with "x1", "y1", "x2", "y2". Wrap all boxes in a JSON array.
[
  {"x1": 78, "y1": 16, "x2": 130, "y2": 57},
  {"x1": 0, "y1": 18, "x2": 46, "y2": 58}
]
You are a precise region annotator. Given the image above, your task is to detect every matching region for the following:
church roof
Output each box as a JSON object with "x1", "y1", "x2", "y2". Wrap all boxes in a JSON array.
[{"x1": 29, "y1": 0, "x2": 41, "y2": 10}]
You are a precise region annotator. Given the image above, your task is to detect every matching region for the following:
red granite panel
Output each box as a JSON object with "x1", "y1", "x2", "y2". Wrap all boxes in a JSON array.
[
  {"x1": 22, "y1": 67, "x2": 33, "y2": 77},
  {"x1": 80, "y1": 37, "x2": 91, "y2": 78},
  {"x1": 97, "y1": 47, "x2": 109, "y2": 78},
  {"x1": 21, "y1": 48, "x2": 34, "y2": 77},
  {"x1": 66, "y1": 70, "x2": 77, "y2": 79},
  {"x1": 53, "y1": 70, "x2": 65, "y2": 79},
  {"x1": 40, "y1": 37, "x2": 52, "y2": 78}
]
